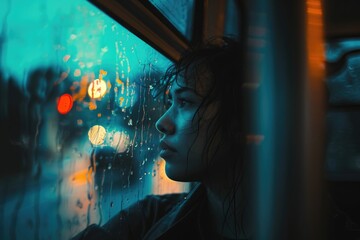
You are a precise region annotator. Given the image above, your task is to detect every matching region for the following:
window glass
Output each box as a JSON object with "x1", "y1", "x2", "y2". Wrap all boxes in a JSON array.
[
  {"x1": 149, "y1": 0, "x2": 195, "y2": 41},
  {"x1": 0, "y1": 0, "x2": 189, "y2": 239}
]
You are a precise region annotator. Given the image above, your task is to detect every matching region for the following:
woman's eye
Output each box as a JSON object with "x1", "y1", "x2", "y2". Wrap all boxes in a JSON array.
[
  {"x1": 177, "y1": 98, "x2": 190, "y2": 107},
  {"x1": 165, "y1": 97, "x2": 192, "y2": 109}
]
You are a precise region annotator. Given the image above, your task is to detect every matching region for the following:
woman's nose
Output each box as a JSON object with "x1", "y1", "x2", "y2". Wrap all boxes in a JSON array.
[{"x1": 155, "y1": 113, "x2": 175, "y2": 135}]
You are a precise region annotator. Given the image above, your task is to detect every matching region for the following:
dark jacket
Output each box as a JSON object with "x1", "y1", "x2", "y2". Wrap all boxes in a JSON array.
[
  {"x1": 71, "y1": 181, "x2": 360, "y2": 240},
  {"x1": 70, "y1": 183, "x2": 232, "y2": 240}
]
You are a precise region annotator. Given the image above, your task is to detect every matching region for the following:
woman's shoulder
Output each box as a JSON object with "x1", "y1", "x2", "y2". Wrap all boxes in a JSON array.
[
  {"x1": 103, "y1": 192, "x2": 190, "y2": 239},
  {"x1": 69, "y1": 193, "x2": 187, "y2": 240},
  {"x1": 133, "y1": 183, "x2": 203, "y2": 214},
  {"x1": 69, "y1": 184, "x2": 204, "y2": 240},
  {"x1": 125, "y1": 192, "x2": 189, "y2": 219},
  {"x1": 142, "y1": 192, "x2": 188, "y2": 206}
]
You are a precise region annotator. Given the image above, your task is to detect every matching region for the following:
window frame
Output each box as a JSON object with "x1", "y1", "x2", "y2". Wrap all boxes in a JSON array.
[{"x1": 87, "y1": 0, "x2": 229, "y2": 62}]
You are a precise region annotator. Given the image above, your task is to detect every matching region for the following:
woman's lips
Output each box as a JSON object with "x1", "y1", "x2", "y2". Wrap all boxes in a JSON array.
[
  {"x1": 159, "y1": 140, "x2": 176, "y2": 152},
  {"x1": 159, "y1": 140, "x2": 176, "y2": 158}
]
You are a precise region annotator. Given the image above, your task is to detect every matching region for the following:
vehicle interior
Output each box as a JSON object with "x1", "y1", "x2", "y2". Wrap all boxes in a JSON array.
[{"x1": 0, "y1": 0, "x2": 360, "y2": 239}]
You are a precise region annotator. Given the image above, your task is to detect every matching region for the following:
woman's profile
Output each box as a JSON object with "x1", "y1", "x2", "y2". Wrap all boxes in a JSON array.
[{"x1": 71, "y1": 36, "x2": 250, "y2": 240}]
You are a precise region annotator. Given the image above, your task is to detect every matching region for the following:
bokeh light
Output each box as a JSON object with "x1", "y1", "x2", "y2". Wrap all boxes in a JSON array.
[
  {"x1": 87, "y1": 79, "x2": 107, "y2": 99},
  {"x1": 88, "y1": 124, "x2": 107, "y2": 145},
  {"x1": 106, "y1": 130, "x2": 130, "y2": 153},
  {"x1": 57, "y1": 93, "x2": 74, "y2": 114}
]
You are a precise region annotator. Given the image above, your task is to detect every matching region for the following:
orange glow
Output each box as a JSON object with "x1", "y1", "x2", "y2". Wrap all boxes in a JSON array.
[
  {"x1": 99, "y1": 69, "x2": 107, "y2": 76},
  {"x1": 57, "y1": 93, "x2": 73, "y2": 114},
  {"x1": 152, "y1": 158, "x2": 190, "y2": 195},
  {"x1": 306, "y1": 0, "x2": 325, "y2": 80},
  {"x1": 118, "y1": 96, "x2": 124, "y2": 106},
  {"x1": 72, "y1": 75, "x2": 89, "y2": 102},
  {"x1": 70, "y1": 167, "x2": 93, "y2": 187},
  {"x1": 88, "y1": 101, "x2": 97, "y2": 110},
  {"x1": 304, "y1": 0, "x2": 326, "y2": 230},
  {"x1": 116, "y1": 78, "x2": 124, "y2": 85},
  {"x1": 106, "y1": 80, "x2": 112, "y2": 92}
]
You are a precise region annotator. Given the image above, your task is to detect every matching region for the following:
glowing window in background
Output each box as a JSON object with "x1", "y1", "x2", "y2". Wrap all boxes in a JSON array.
[{"x1": 0, "y1": 0, "x2": 190, "y2": 239}]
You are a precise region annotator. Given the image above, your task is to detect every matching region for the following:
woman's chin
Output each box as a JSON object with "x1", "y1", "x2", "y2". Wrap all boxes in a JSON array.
[{"x1": 164, "y1": 165, "x2": 197, "y2": 182}]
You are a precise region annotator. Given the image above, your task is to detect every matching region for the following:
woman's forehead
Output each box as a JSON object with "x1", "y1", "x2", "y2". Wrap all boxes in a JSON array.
[
  {"x1": 171, "y1": 70, "x2": 211, "y2": 96},
  {"x1": 168, "y1": 78, "x2": 193, "y2": 94}
]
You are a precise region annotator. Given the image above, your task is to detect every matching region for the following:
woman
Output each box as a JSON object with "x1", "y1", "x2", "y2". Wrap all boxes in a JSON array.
[{"x1": 71, "y1": 36, "x2": 250, "y2": 240}]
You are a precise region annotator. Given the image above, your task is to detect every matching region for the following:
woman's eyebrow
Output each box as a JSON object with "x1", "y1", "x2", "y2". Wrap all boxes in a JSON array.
[{"x1": 173, "y1": 87, "x2": 197, "y2": 96}]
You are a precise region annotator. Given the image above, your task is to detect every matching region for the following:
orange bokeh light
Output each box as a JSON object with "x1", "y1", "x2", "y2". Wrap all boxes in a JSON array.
[{"x1": 57, "y1": 93, "x2": 73, "y2": 114}]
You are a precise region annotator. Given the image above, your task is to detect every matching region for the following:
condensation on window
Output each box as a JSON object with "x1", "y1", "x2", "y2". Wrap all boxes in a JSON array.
[{"x1": 0, "y1": 0, "x2": 190, "y2": 239}]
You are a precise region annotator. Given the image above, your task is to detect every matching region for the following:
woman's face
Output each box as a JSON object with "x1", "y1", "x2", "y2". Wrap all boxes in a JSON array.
[{"x1": 155, "y1": 74, "x2": 219, "y2": 182}]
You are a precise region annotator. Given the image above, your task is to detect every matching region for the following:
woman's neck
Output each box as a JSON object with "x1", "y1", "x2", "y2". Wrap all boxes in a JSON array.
[{"x1": 204, "y1": 180, "x2": 246, "y2": 239}]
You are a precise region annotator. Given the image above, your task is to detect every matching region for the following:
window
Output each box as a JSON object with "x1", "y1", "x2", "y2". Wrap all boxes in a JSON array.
[
  {"x1": 149, "y1": 0, "x2": 195, "y2": 41},
  {"x1": 0, "y1": 0, "x2": 189, "y2": 239}
]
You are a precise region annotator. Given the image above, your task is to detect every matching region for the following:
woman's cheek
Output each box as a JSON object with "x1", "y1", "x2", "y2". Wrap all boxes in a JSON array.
[{"x1": 177, "y1": 112, "x2": 198, "y2": 132}]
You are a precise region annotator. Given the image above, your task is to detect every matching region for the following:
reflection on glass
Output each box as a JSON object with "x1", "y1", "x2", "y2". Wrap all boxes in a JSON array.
[{"x1": 0, "y1": 0, "x2": 189, "y2": 239}]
